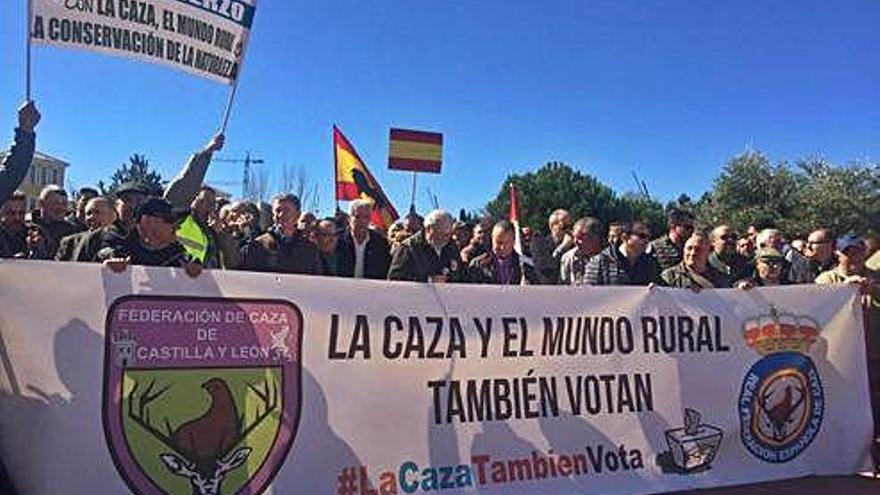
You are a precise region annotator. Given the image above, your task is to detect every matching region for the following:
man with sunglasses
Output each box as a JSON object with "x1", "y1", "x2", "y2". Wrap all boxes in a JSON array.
[
  {"x1": 789, "y1": 228, "x2": 836, "y2": 284},
  {"x1": 584, "y1": 221, "x2": 661, "y2": 286},
  {"x1": 708, "y1": 225, "x2": 753, "y2": 283},
  {"x1": 650, "y1": 209, "x2": 695, "y2": 272}
]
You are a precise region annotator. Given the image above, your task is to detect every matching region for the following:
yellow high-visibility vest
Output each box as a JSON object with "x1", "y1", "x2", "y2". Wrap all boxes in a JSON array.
[{"x1": 176, "y1": 214, "x2": 209, "y2": 263}]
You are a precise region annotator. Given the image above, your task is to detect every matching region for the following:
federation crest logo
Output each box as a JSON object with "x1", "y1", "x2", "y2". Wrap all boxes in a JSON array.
[
  {"x1": 103, "y1": 296, "x2": 302, "y2": 495},
  {"x1": 738, "y1": 306, "x2": 823, "y2": 463}
]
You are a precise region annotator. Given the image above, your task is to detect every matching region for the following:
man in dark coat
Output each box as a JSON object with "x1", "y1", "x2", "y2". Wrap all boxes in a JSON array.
[
  {"x1": 314, "y1": 218, "x2": 342, "y2": 276},
  {"x1": 467, "y1": 220, "x2": 539, "y2": 285},
  {"x1": 584, "y1": 221, "x2": 662, "y2": 286},
  {"x1": 789, "y1": 228, "x2": 836, "y2": 284},
  {"x1": 241, "y1": 193, "x2": 321, "y2": 275},
  {"x1": 56, "y1": 196, "x2": 116, "y2": 261},
  {"x1": 32, "y1": 185, "x2": 84, "y2": 254},
  {"x1": 707, "y1": 224, "x2": 753, "y2": 283},
  {"x1": 650, "y1": 209, "x2": 695, "y2": 272},
  {"x1": 0, "y1": 191, "x2": 27, "y2": 258},
  {"x1": 337, "y1": 199, "x2": 390, "y2": 279},
  {"x1": 388, "y1": 209, "x2": 463, "y2": 283},
  {"x1": 75, "y1": 181, "x2": 150, "y2": 262},
  {"x1": 529, "y1": 208, "x2": 572, "y2": 284}
]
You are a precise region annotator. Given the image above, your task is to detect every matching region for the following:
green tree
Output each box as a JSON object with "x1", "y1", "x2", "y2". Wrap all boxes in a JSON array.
[
  {"x1": 793, "y1": 158, "x2": 880, "y2": 236},
  {"x1": 696, "y1": 152, "x2": 805, "y2": 235},
  {"x1": 697, "y1": 152, "x2": 879, "y2": 237},
  {"x1": 99, "y1": 154, "x2": 164, "y2": 198},
  {"x1": 483, "y1": 161, "x2": 665, "y2": 235}
]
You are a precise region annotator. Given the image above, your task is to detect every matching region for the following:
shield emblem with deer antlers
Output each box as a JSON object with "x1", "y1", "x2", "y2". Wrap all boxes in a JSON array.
[{"x1": 103, "y1": 296, "x2": 302, "y2": 495}]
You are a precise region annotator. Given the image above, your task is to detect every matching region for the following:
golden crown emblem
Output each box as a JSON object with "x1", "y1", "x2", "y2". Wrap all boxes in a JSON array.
[{"x1": 743, "y1": 306, "x2": 819, "y2": 355}]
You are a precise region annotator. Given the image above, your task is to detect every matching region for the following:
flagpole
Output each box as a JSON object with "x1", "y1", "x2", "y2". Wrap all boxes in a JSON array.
[
  {"x1": 219, "y1": 79, "x2": 239, "y2": 133},
  {"x1": 219, "y1": 29, "x2": 255, "y2": 133},
  {"x1": 25, "y1": 0, "x2": 33, "y2": 100},
  {"x1": 333, "y1": 126, "x2": 340, "y2": 213}
]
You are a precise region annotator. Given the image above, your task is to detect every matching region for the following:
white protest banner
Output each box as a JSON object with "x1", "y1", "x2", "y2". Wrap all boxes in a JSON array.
[
  {"x1": 29, "y1": 0, "x2": 257, "y2": 84},
  {"x1": 0, "y1": 261, "x2": 872, "y2": 495}
]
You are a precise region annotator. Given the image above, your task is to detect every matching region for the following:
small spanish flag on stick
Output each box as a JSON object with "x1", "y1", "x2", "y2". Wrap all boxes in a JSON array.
[
  {"x1": 334, "y1": 126, "x2": 400, "y2": 229},
  {"x1": 388, "y1": 128, "x2": 443, "y2": 173}
]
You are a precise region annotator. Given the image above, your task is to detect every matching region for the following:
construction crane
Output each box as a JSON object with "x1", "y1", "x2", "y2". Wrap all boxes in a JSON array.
[{"x1": 213, "y1": 152, "x2": 264, "y2": 199}]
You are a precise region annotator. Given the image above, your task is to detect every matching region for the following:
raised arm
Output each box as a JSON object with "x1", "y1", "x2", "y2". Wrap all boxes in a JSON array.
[
  {"x1": 163, "y1": 133, "x2": 224, "y2": 208},
  {"x1": 0, "y1": 102, "x2": 41, "y2": 205}
]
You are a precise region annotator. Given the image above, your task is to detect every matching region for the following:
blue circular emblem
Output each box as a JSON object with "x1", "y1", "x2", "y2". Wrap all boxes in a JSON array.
[{"x1": 738, "y1": 351, "x2": 824, "y2": 463}]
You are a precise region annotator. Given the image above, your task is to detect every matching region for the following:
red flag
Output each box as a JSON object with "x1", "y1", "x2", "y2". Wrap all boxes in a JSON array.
[
  {"x1": 509, "y1": 183, "x2": 519, "y2": 224},
  {"x1": 508, "y1": 183, "x2": 533, "y2": 266}
]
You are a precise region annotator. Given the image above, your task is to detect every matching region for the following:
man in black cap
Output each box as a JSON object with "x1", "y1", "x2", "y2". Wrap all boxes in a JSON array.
[{"x1": 101, "y1": 197, "x2": 201, "y2": 276}]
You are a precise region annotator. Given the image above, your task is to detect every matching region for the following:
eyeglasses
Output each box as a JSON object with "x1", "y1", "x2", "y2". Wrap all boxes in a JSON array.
[
  {"x1": 719, "y1": 234, "x2": 737, "y2": 241},
  {"x1": 808, "y1": 240, "x2": 831, "y2": 245}
]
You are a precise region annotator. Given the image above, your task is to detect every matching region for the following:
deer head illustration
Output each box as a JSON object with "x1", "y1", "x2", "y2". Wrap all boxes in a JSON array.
[{"x1": 127, "y1": 377, "x2": 279, "y2": 495}]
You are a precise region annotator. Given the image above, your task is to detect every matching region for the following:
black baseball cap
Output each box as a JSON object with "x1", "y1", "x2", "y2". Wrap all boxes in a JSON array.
[
  {"x1": 135, "y1": 198, "x2": 177, "y2": 223},
  {"x1": 116, "y1": 181, "x2": 151, "y2": 198}
]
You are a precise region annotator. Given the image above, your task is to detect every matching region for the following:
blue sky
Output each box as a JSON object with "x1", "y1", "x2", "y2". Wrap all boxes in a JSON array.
[{"x1": 2, "y1": 1, "x2": 878, "y2": 216}]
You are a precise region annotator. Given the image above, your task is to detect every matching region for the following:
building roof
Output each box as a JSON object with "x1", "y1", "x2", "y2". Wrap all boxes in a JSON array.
[{"x1": 0, "y1": 150, "x2": 69, "y2": 167}]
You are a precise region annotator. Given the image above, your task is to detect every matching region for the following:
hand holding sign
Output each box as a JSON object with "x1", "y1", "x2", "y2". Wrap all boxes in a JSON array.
[{"x1": 203, "y1": 133, "x2": 225, "y2": 154}]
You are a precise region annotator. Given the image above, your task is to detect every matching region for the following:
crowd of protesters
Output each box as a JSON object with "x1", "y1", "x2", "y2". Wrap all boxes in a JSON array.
[{"x1": 1, "y1": 101, "x2": 879, "y2": 466}]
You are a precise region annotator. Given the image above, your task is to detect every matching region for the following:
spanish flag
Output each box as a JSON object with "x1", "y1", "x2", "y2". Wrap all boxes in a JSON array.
[
  {"x1": 388, "y1": 128, "x2": 443, "y2": 173},
  {"x1": 334, "y1": 126, "x2": 399, "y2": 229}
]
